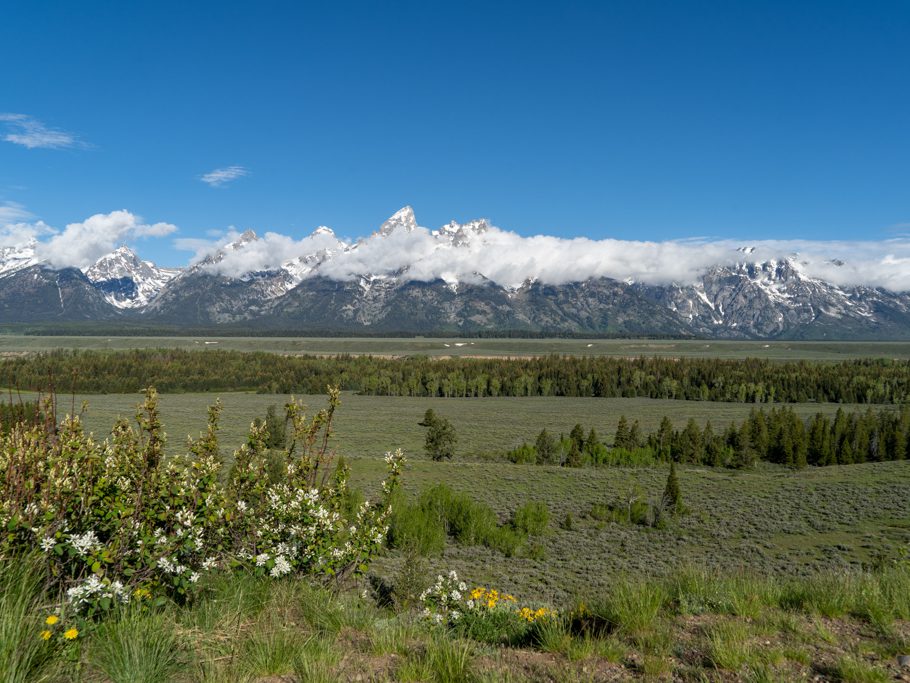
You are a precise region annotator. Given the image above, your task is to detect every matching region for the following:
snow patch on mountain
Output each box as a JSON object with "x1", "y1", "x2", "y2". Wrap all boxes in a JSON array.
[
  {"x1": 0, "y1": 241, "x2": 38, "y2": 277},
  {"x1": 84, "y1": 246, "x2": 180, "y2": 308}
]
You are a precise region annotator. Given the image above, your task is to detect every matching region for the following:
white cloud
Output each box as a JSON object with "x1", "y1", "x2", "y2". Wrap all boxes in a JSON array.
[
  {"x1": 0, "y1": 113, "x2": 80, "y2": 149},
  {"x1": 35, "y1": 210, "x2": 178, "y2": 268},
  {"x1": 200, "y1": 166, "x2": 248, "y2": 187},
  {"x1": 173, "y1": 211, "x2": 910, "y2": 292}
]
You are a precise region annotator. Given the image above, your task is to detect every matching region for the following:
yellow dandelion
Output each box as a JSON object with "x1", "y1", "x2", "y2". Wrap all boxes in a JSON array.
[
  {"x1": 63, "y1": 628, "x2": 79, "y2": 640},
  {"x1": 45, "y1": 615, "x2": 59, "y2": 626},
  {"x1": 40, "y1": 630, "x2": 52, "y2": 640}
]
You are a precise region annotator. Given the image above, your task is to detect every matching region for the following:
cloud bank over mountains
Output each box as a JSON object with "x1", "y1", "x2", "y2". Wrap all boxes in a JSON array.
[{"x1": 3, "y1": 206, "x2": 910, "y2": 291}]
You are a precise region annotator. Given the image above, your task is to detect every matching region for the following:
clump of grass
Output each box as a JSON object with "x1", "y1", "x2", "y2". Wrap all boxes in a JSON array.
[
  {"x1": 669, "y1": 567, "x2": 779, "y2": 617},
  {"x1": 586, "y1": 581, "x2": 668, "y2": 635},
  {"x1": 424, "y1": 636, "x2": 477, "y2": 683},
  {"x1": 705, "y1": 621, "x2": 756, "y2": 671},
  {"x1": 529, "y1": 616, "x2": 573, "y2": 655},
  {"x1": 237, "y1": 621, "x2": 300, "y2": 677},
  {"x1": 292, "y1": 635, "x2": 342, "y2": 682},
  {"x1": 829, "y1": 655, "x2": 889, "y2": 683},
  {"x1": 0, "y1": 558, "x2": 54, "y2": 683},
  {"x1": 88, "y1": 608, "x2": 184, "y2": 683}
]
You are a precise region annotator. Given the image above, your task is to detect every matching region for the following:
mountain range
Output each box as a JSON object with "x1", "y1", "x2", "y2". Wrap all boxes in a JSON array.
[{"x1": 3, "y1": 207, "x2": 910, "y2": 339}]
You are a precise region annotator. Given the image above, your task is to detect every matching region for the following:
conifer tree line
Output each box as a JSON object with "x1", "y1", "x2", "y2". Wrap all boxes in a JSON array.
[
  {"x1": 4, "y1": 349, "x2": 910, "y2": 403},
  {"x1": 508, "y1": 405, "x2": 910, "y2": 469}
]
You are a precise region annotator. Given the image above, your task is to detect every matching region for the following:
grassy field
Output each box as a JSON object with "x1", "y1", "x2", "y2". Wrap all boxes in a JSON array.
[
  {"x1": 2, "y1": 333, "x2": 910, "y2": 360},
  {"x1": 6, "y1": 558, "x2": 910, "y2": 682},
  {"x1": 353, "y1": 458, "x2": 910, "y2": 605},
  {"x1": 39, "y1": 391, "x2": 910, "y2": 604},
  {"x1": 55, "y1": 391, "x2": 883, "y2": 460}
]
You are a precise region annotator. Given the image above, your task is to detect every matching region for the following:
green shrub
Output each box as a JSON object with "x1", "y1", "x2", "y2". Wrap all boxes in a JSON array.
[
  {"x1": 0, "y1": 389, "x2": 403, "y2": 616},
  {"x1": 511, "y1": 502, "x2": 550, "y2": 536},
  {"x1": 506, "y1": 442, "x2": 537, "y2": 464}
]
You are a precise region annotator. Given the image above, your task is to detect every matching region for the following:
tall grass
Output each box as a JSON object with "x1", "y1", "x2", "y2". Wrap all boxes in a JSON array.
[
  {"x1": 88, "y1": 608, "x2": 184, "y2": 683},
  {"x1": 0, "y1": 558, "x2": 54, "y2": 683}
]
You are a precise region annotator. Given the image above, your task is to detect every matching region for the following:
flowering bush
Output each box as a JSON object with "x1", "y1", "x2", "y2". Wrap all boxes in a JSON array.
[
  {"x1": 0, "y1": 388, "x2": 403, "y2": 617},
  {"x1": 419, "y1": 570, "x2": 555, "y2": 644}
]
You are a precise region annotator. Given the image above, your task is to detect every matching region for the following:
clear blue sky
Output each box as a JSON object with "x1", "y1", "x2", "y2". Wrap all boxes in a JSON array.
[{"x1": 1, "y1": 0, "x2": 908, "y2": 265}]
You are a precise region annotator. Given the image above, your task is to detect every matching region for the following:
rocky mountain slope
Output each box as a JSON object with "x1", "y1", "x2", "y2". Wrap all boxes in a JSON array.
[{"x1": 1, "y1": 207, "x2": 909, "y2": 338}]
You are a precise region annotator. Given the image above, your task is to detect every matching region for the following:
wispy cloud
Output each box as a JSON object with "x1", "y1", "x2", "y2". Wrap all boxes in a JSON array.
[
  {"x1": 0, "y1": 113, "x2": 81, "y2": 149},
  {"x1": 200, "y1": 166, "x2": 249, "y2": 187},
  {"x1": 0, "y1": 201, "x2": 33, "y2": 223}
]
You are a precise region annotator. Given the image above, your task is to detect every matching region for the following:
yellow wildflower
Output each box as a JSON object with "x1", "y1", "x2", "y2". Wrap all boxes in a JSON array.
[
  {"x1": 40, "y1": 630, "x2": 52, "y2": 640},
  {"x1": 63, "y1": 628, "x2": 79, "y2": 640},
  {"x1": 470, "y1": 587, "x2": 485, "y2": 600},
  {"x1": 45, "y1": 615, "x2": 59, "y2": 626},
  {"x1": 133, "y1": 587, "x2": 151, "y2": 599}
]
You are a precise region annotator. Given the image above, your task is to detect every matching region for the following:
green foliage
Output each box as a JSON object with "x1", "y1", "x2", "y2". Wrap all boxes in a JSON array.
[
  {"x1": 388, "y1": 485, "x2": 544, "y2": 558},
  {"x1": 662, "y1": 462, "x2": 682, "y2": 515},
  {"x1": 534, "y1": 428, "x2": 558, "y2": 464},
  {"x1": 0, "y1": 388, "x2": 403, "y2": 616},
  {"x1": 510, "y1": 403, "x2": 910, "y2": 470},
  {"x1": 254, "y1": 403, "x2": 287, "y2": 449},
  {"x1": 510, "y1": 502, "x2": 550, "y2": 536},
  {"x1": 9, "y1": 348, "x2": 910, "y2": 404},
  {"x1": 506, "y1": 442, "x2": 537, "y2": 464},
  {"x1": 0, "y1": 399, "x2": 41, "y2": 434},
  {"x1": 420, "y1": 409, "x2": 457, "y2": 461}
]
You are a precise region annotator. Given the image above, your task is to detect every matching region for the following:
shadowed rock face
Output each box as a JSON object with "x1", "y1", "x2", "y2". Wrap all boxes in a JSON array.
[{"x1": 0, "y1": 266, "x2": 120, "y2": 322}]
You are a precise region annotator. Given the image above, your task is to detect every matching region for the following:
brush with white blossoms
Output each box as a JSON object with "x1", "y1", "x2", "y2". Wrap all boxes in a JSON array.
[{"x1": 0, "y1": 387, "x2": 404, "y2": 617}]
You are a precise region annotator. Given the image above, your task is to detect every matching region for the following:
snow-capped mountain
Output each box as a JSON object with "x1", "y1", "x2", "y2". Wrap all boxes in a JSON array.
[
  {"x1": 0, "y1": 242, "x2": 38, "y2": 277},
  {"x1": 84, "y1": 246, "x2": 181, "y2": 308},
  {"x1": 2, "y1": 206, "x2": 910, "y2": 338}
]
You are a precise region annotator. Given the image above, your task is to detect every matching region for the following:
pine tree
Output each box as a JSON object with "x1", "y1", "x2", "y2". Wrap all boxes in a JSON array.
[
  {"x1": 569, "y1": 424, "x2": 586, "y2": 452},
  {"x1": 535, "y1": 429, "x2": 558, "y2": 465},
  {"x1": 614, "y1": 416, "x2": 631, "y2": 450},
  {"x1": 656, "y1": 416, "x2": 674, "y2": 461},
  {"x1": 420, "y1": 409, "x2": 457, "y2": 461},
  {"x1": 662, "y1": 462, "x2": 682, "y2": 515},
  {"x1": 629, "y1": 420, "x2": 643, "y2": 449}
]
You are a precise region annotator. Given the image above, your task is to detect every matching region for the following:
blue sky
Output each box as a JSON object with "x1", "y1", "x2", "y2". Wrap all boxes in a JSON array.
[{"x1": 1, "y1": 0, "x2": 908, "y2": 267}]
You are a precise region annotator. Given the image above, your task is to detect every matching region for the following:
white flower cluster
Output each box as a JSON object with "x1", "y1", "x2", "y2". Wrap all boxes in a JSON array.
[
  {"x1": 419, "y1": 570, "x2": 467, "y2": 625},
  {"x1": 69, "y1": 530, "x2": 100, "y2": 558},
  {"x1": 66, "y1": 575, "x2": 129, "y2": 607}
]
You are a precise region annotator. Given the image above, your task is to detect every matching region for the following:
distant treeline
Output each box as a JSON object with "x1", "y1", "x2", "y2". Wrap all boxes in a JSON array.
[
  {"x1": 3, "y1": 349, "x2": 910, "y2": 403},
  {"x1": 508, "y1": 405, "x2": 910, "y2": 469}
]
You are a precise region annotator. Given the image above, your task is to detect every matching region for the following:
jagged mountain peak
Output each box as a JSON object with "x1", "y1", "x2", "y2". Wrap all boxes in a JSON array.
[
  {"x1": 229, "y1": 229, "x2": 258, "y2": 248},
  {"x1": 83, "y1": 246, "x2": 180, "y2": 309},
  {"x1": 378, "y1": 206, "x2": 417, "y2": 236},
  {"x1": 434, "y1": 218, "x2": 490, "y2": 247}
]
